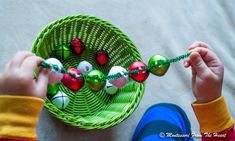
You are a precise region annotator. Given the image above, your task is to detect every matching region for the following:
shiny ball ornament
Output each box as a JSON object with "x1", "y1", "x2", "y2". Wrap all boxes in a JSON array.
[
  {"x1": 105, "y1": 81, "x2": 118, "y2": 95},
  {"x1": 61, "y1": 68, "x2": 84, "y2": 91},
  {"x1": 54, "y1": 45, "x2": 71, "y2": 60},
  {"x1": 86, "y1": 70, "x2": 106, "y2": 92},
  {"x1": 77, "y1": 61, "x2": 93, "y2": 74},
  {"x1": 96, "y1": 50, "x2": 109, "y2": 66},
  {"x1": 108, "y1": 66, "x2": 128, "y2": 88},
  {"x1": 45, "y1": 58, "x2": 64, "y2": 84},
  {"x1": 51, "y1": 91, "x2": 70, "y2": 109},
  {"x1": 47, "y1": 83, "x2": 59, "y2": 98},
  {"x1": 148, "y1": 55, "x2": 170, "y2": 76},
  {"x1": 128, "y1": 61, "x2": 150, "y2": 82},
  {"x1": 70, "y1": 38, "x2": 85, "y2": 55}
]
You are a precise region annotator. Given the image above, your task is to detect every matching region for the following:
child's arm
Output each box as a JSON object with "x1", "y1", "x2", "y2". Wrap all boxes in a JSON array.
[
  {"x1": 184, "y1": 42, "x2": 235, "y2": 140},
  {"x1": 0, "y1": 51, "x2": 49, "y2": 141}
]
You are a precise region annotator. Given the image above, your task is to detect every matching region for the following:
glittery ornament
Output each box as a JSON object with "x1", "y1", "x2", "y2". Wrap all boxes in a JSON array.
[
  {"x1": 54, "y1": 45, "x2": 71, "y2": 60},
  {"x1": 61, "y1": 68, "x2": 84, "y2": 91},
  {"x1": 86, "y1": 70, "x2": 106, "y2": 92},
  {"x1": 108, "y1": 66, "x2": 128, "y2": 88},
  {"x1": 70, "y1": 38, "x2": 85, "y2": 55},
  {"x1": 129, "y1": 61, "x2": 149, "y2": 82},
  {"x1": 105, "y1": 81, "x2": 118, "y2": 95},
  {"x1": 96, "y1": 50, "x2": 109, "y2": 66},
  {"x1": 47, "y1": 83, "x2": 59, "y2": 99},
  {"x1": 77, "y1": 61, "x2": 93, "y2": 74},
  {"x1": 51, "y1": 91, "x2": 70, "y2": 109},
  {"x1": 45, "y1": 58, "x2": 64, "y2": 84},
  {"x1": 148, "y1": 55, "x2": 170, "y2": 76}
]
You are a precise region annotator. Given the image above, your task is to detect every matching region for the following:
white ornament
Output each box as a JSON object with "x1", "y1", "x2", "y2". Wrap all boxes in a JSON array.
[
  {"x1": 77, "y1": 61, "x2": 93, "y2": 74},
  {"x1": 105, "y1": 81, "x2": 118, "y2": 95},
  {"x1": 51, "y1": 91, "x2": 70, "y2": 109},
  {"x1": 45, "y1": 58, "x2": 64, "y2": 84},
  {"x1": 108, "y1": 66, "x2": 128, "y2": 88}
]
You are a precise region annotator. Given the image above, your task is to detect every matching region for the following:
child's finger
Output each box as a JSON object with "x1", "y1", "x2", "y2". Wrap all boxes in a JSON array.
[
  {"x1": 21, "y1": 56, "x2": 43, "y2": 78},
  {"x1": 9, "y1": 51, "x2": 34, "y2": 68},
  {"x1": 183, "y1": 58, "x2": 191, "y2": 68},
  {"x1": 184, "y1": 55, "x2": 196, "y2": 75},
  {"x1": 191, "y1": 66, "x2": 197, "y2": 76},
  {"x1": 36, "y1": 68, "x2": 49, "y2": 98},
  {"x1": 189, "y1": 47, "x2": 219, "y2": 64},
  {"x1": 189, "y1": 41, "x2": 213, "y2": 51},
  {"x1": 189, "y1": 41, "x2": 209, "y2": 49},
  {"x1": 189, "y1": 51, "x2": 211, "y2": 75}
]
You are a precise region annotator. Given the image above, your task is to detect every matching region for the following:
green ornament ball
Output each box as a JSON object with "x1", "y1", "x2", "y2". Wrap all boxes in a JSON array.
[
  {"x1": 47, "y1": 83, "x2": 59, "y2": 99},
  {"x1": 85, "y1": 70, "x2": 106, "y2": 92},
  {"x1": 54, "y1": 44, "x2": 72, "y2": 60},
  {"x1": 148, "y1": 55, "x2": 170, "y2": 76}
]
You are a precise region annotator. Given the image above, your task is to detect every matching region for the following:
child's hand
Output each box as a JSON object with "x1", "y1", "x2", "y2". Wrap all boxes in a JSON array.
[
  {"x1": 184, "y1": 41, "x2": 224, "y2": 103},
  {"x1": 0, "y1": 51, "x2": 49, "y2": 98}
]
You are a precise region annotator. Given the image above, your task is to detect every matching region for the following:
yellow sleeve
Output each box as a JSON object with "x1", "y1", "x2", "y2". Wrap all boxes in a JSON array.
[
  {"x1": 0, "y1": 95, "x2": 44, "y2": 140},
  {"x1": 192, "y1": 96, "x2": 234, "y2": 133}
]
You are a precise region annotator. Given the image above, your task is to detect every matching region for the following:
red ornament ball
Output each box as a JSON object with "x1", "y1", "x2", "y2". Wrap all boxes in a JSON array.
[
  {"x1": 128, "y1": 61, "x2": 150, "y2": 83},
  {"x1": 96, "y1": 50, "x2": 109, "y2": 66},
  {"x1": 70, "y1": 38, "x2": 85, "y2": 55},
  {"x1": 61, "y1": 68, "x2": 84, "y2": 91}
]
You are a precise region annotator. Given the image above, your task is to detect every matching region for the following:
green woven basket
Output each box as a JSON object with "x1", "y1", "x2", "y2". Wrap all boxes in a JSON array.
[{"x1": 32, "y1": 15, "x2": 145, "y2": 129}]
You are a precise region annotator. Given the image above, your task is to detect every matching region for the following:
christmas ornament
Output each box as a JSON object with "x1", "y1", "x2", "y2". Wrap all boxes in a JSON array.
[
  {"x1": 47, "y1": 83, "x2": 59, "y2": 99},
  {"x1": 96, "y1": 50, "x2": 109, "y2": 66},
  {"x1": 54, "y1": 44, "x2": 71, "y2": 60},
  {"x1": 86, "y1": 70, "x2": 106, "y2": 92},
  {"x1": 77, "y1": 61, "x2": 93, "y2": 74},
  {"x1": 105, "y1": 81, "x2": 118, "y2": 95},
  {"x1": 148, "y1": 55, "x2": 170, "y2": 76},
  {"x1": 61, "y1": 68, "x2": 84, "y2": 91},
  {"x1": 40, "y1": 53, "x2": 190, "y2": 93},
  {"x1": 51, "y1": 91, "x2": 70, "y2": 109},
  {"x1": 108, "y1": 66, "x2": 128, "y2": 88},
  {"x1": 45, "y1": 58, "x2": 64, "y2": 84},
  {"x1": 129, "y1": 61, "x2": 149, "y2": 82},
  {"x1": 70, "y1": 38, "x2": 85, "y2": 55}
]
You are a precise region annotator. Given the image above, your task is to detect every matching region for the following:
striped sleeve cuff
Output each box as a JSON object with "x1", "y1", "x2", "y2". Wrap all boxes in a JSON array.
[
  {"x1": 192, "y1": 96, "x2": 234, "y2": 133},
  {"x1": 0, "y1": 95, "x2": 44, "y2": 140},
  {"x1": 0, "y1": 137, "x2": 37, "y2": 141}
]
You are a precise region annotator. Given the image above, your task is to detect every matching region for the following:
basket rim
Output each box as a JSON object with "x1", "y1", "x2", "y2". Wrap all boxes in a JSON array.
[{"x1": 32, "y1": 15, "x2": 145, "y2": 129}]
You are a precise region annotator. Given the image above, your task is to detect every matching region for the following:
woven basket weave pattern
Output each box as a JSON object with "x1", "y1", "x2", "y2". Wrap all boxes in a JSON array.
[{"x1": 32, "y1": 15, "x2": 145, "y2": 129}]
